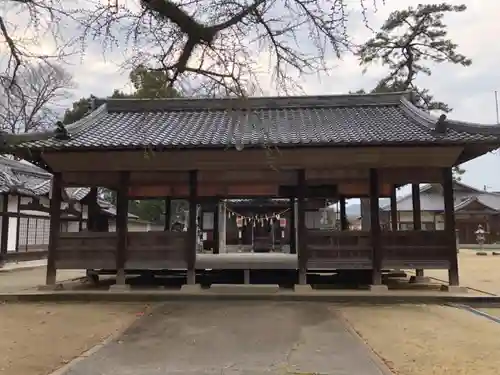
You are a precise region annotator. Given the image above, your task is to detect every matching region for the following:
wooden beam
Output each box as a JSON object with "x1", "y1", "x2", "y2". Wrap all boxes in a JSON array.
[
  {"x1": 340, "y1": 197, "x2": 348, "y2": 231},
  {"x1": 369, "y1": 169, "x2": 382, "y2": 285},
  {"x1": 187, "y1": 170, "x2": 198, "y2": 284},
  {"x1": 289, "y1": 198, "x2": 296, "y2": 254},
  {"x1": 115, "y1": 171, "x2": 130, "y2": 286},
  {"x1": 15, "y1": 196, "x2": 21, "y2": 252},
  {"x1": 390, "y1": 186, "x2": 398, "y2": 231},
  {"x1": 213, "y1": 199, "x2": 220, "y2": 254},
  {"x1": 43, "y1": 146, "x2": 464, "y2": 173},
  {"x1": 412, "y1": 183, "x2": 424, "y2": 277},
  {"x1": 411, "y1": 184, "x2": 422, "y2": 230},
  {"x1": 164, "y1": 197, "x2": 171, "y2": 231},
  {"x1": 46, "y1": 172, "x2": 63, "y2": 285},
  {"x1": 0, "y1": 193, "x2": 9, "y2": 255},
  {"x1": 297, "y1": 170, "x2": 307, "y2": 285},
  {"x1": 442, "y1": 167, "x2": 459, "y2": 286}
]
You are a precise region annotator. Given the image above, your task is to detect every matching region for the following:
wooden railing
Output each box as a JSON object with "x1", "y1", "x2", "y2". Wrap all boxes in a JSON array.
[
  {"x1": 306, "y1": 230, "x2": 372, "y2": 269},
  {"x1": 381, "y1": 230, "x2": 450, "y2": 269},
  {"x1": 127, "y1": 231, "x2": 188, "y2": 269},
  {"x1": 56, "y1": 232, "x2": 116, "y2": 269},
  {"x1": 56, "y1": 231, "x2": 189, "y2": 270}
]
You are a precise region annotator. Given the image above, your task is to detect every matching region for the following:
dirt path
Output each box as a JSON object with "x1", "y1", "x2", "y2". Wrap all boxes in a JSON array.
[
  {"x1": 0, "y1": 302, "x2": 146, "y2": 375},
  {"x1": 0, "y1": 268, "x2": 85, "y2": 293},
  {"x1": 340, "y1": 304, "x2": 500, "y2": 375}
]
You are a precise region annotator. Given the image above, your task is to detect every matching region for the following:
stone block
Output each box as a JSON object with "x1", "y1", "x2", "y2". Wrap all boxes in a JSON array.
[
  {"x1": 476, "y1": 251, "x2": 488, "y2": 256},
  {"x1": 180, "y1": 284, "x2": 203, "y2": 293},
  {"x1": 368, "y1": 284, "x2": 389, "y2": 292},
  {"x1": 209, "y1": 284, "x2": 279, "y2": 293},
  {"x1": 109, "y1": 284, "x2": 131, "y2": 292},
  {"x1": 294, "y1": 284, "x2": 314, "y2": 293},
  {"x1": 409, "y1": 275, "x2": 432, "y2": 284}
]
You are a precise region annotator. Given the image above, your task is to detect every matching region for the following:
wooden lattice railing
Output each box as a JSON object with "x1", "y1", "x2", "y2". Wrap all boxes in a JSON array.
[
  {"x1": 306, "y1": 230, "x2": 372, "y2": 269},
  {"x1": 56, "y1": 231, "x2": 189, "y2": 269},
  {"x1": 381, "y1": 230, "x2": 450, "y2": 269}
]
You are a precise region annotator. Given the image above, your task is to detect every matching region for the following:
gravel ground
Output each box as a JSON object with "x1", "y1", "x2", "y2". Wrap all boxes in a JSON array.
[
  {"x1": 340, "y1": 304, "x2": 500, "y2": 375},
  {"x1": 0, "y1": 302, "x2": 145, "y2": 375},
  {"x1": 424, "y1": 251, "x2": 500, "y2": 294}
]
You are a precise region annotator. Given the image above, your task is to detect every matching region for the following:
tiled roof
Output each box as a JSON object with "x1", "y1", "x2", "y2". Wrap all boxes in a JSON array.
[
  {"x1": 380, "y1": 182, "x2": 500, "y2": 212},
  {"x1": 0, "y1": 157, "x2": 131, "y2": 217},
  {"x1": 0, "y1": 156, "x2": 52, "y2": 197},
  {"x1": 10, "y1": 92, "x2": 500, "y2": 151}
]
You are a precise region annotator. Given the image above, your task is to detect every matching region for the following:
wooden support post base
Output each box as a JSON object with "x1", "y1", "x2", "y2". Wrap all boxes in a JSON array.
[
  {"x1": 440, "y1": 285, "x2": 468, "y2": 293},
  {"x1": 45, "y1": 271, "x2": 57, "y2": 286},
  {"x1": 186, "y1": 269, "x2": 196, "y2": 285},
  {"x1": 243, "y1": 269, "x2": 251, "y2": 285},
  {"x1": 37, "y1": 283, "x2": 64, "y2": 291},
  {"x1": 368, "y1": 284, "x2": 389, "y2": 292},
  {"x1": 115, "y1": 269, "x2": 126, "y2": 286},
  {"x1": 298, "y1": 269, "x2": 307, "y2": 285},
  {"x1": 294, "y1": 284, "x2": 313, "y2": 293},
  {"x1": 109, "y1": 284, "x2": 131, "y2": 292},
  {"x1": 409, "y1": 275, "x2": 431, "y2": 284}
]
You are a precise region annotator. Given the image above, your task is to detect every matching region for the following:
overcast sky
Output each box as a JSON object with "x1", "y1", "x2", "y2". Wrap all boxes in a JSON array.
[{"x1": 5, "y1": 0, "x2": 500, "y2": 193}]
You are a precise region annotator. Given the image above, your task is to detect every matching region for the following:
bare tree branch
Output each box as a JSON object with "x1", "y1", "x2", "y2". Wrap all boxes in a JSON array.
[
  {"x1": 1, "y1": 0, "x2": 385, "y2": 99},
  {"x1": 0, "y1": 63, "x2": 74, "y2": 133}
]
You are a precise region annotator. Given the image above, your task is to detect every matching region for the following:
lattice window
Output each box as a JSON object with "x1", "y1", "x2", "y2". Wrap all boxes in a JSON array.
[{"x1": 18, "y1": 218, "x2": 28, "y2": 246}]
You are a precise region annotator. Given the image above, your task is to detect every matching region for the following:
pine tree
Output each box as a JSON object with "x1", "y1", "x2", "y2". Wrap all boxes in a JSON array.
[{"x1": 356, "y1": 2, "x2": 470, "y2": 180}]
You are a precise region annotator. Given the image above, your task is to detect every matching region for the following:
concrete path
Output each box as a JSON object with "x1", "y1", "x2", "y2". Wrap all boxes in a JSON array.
[{"x1": 64, "y1": 302, "x2": 389, "y2": 375}]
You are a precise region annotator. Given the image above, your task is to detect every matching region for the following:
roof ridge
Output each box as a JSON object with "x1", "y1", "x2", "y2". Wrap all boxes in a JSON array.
[
  {"x1": 103, "y1": 92, "x2": 412, "y2": 112},
  {"x1": 400, "y1": 97, "x2": 500, "y2": 135}
]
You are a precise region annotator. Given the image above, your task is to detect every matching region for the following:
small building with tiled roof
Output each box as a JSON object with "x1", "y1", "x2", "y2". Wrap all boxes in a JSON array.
[
  {"x1": 7, "y1": 90, "x2": 500, "y2": 289},
  {"x1": 0, "y1": 157, "x2": 154, "y2": 259},
  {"x1": 380, "y1": 181, "x2": 500, "y2": 244}
]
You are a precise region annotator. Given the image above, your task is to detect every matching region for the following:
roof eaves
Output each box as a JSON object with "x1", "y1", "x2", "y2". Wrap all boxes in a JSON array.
[{"x1": 400, "y1": 96, "x2": 500, "y2": 136}]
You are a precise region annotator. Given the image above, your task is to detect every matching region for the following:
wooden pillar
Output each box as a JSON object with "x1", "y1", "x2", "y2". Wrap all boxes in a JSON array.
[
  {"x1": 411, "y1": 183, "x2": 424, "y2": 277},
  {"x1": 220, "y1": 200, "x2": 227, "y2": 253},
  {"x1": 14, "y1": 196, "x2": 21, "y2": 252},
  {"x1": 442, "y1": 167, "x2": 459, "y2": 286},
  {"x1": 115, "y1": 172, "x2": 130, "y2": 286},
  {"x1": 411, "y1": 184, "x2": 422, "y2": 230},
  {"x1": 164, "y1": 197, "x2": 171, "y2": 231},
  {"x1": 339, "y1": 197, "x2": 348, "y2": 231},
  {"x1": 46, "y1": 172, "x2": 63, "y2": 285},
  {"x1": 289, "y1": 198, "x2": 296, "y2": 254},
  {"x1": 187, "y1": 170, "x2": 198, "y2": 284},
  {"x1": 390, "y1": 186, "x2": 398, "y2": 231},
  {"x1": 213, "y1": 199, "x2": 220, "y2": 254},
  {"x1": 0, "y1": 193, "x2": 9, "y2": 256},
  {"x1": 297, "y1": 170, "x2": 307, "y2": 284},
  {"x1": 369, "y1": 169, "x2": 382, "y2": 285}
]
